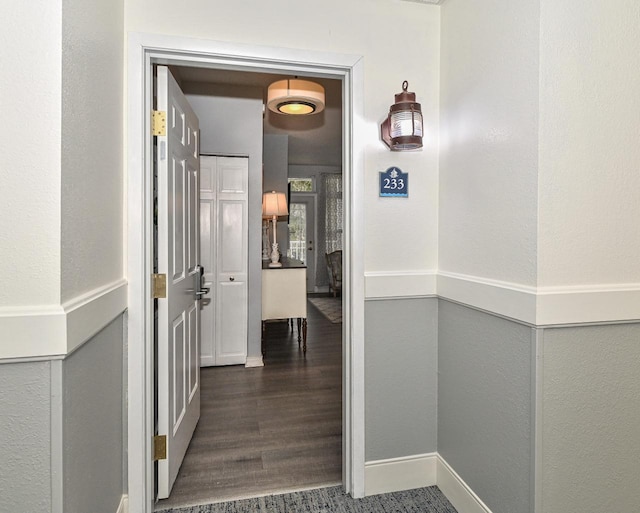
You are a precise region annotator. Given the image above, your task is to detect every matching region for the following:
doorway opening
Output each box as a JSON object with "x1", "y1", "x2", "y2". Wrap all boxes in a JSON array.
[
  {"x1": 155, "y1": 67, "x2": 344, "y2": 508},
  {"x1": 127, "y1": 34, "x2": 365, "y2": 513}
]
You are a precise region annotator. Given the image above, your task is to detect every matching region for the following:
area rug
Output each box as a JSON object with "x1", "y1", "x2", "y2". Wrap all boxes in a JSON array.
[
  {"x1": 308, "y1": 297, "x2": 342, "y2": 323},
  {"x1": 156, "y1": 485, "x2": 457, "y2": 513}
]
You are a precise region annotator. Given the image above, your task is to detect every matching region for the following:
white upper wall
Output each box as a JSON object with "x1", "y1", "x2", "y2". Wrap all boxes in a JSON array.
[
  {"x1": 439, "y1": 0, "x2": 540, "y2": 287},
  {"x1": 0, "y1": 1, "x2": 63, "y2": 307},
  {"x1": 538, "y1": 0, "x2": 640, "y2": 287},
  {"x1": 0, "y1": 0, "x2": 125, "y2": 359},
  {"x1": 125, "y1": 0, "x2": 441, "y2": 274},
  {"x1": 61, "y1": 0, "x2": 124, "y2": 302}
]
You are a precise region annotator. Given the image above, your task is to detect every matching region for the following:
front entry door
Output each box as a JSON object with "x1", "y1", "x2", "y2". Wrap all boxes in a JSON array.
[
  {"x1": 288, "y1": 194, "x2": 316, "y2": 293},
  {"x1": 156, "y1": 66, "x2": 201, "y2": 499}
]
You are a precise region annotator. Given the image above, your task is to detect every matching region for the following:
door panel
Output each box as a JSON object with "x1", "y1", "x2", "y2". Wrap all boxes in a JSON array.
[
  {"x1": 156, "y1": 65, "x2": 201, "y2": 500},
  {"x1": 219, "y1": 201, "x2": 245, "y2": 272}
]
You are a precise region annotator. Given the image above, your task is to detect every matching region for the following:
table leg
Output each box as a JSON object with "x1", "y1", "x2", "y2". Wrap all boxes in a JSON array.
[
  {"x1": 297, "y1": 318, "x2": 302, "y2": 346},
  {"x1": 302, "y1": 318, "x2": 307, "y2": 353}
]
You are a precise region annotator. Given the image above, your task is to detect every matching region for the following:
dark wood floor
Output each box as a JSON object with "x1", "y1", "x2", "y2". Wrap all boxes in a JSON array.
[{"x1": 157, "y1": 298, "x2": 342, "y2": 510}]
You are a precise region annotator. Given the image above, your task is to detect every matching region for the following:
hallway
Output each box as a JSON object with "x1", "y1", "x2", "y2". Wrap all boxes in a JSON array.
[{"x1": 157, "y1": 299, "x2": 342, "y2": 510}]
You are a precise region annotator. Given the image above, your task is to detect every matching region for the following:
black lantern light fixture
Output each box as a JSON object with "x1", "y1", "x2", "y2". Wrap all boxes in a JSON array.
[{"x1": 380, "y1": 81, "x2": 423, "y2": 151}]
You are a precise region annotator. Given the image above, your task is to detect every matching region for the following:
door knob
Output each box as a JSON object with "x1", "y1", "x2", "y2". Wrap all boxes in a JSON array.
[
  {"x1": 195, "y1": 265, "x2": 210, "y2": 299},
  {"x1": 230, "y1": 276, "x2": 235, "y2": 282}
]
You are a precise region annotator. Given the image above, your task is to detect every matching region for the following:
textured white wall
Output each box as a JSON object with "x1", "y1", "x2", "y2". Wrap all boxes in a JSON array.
[
  {"x1": 538, "y1": 0, "x2": 640, "y2": 287},
  {"x1": 125, "y1": 0, "x2": 440, "y2": 274},
  {"x1": 61, "y1": 0, "x2": 124, "y2": 302},
  {"x1": 0, "y1": 1, "x2": 62, "y2": 307},
  {"x1": 439, "y1": 0, "x2": 540, "y2": 286}
]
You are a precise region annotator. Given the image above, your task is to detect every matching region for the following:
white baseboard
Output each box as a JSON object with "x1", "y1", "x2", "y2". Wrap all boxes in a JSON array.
[
  {"x1": 116, "y1": 494, "x2": 128, "y2": 513},
  {"x1": 363, "y1": 453, "x2": 493, "y2": 513},
  {"x1": 364, "y1": 453, "x2": 437, "y2": 496},
  {"x1": 245, "y1": 356, "x2": 264, "y2": 368},
  {"x1": 436, "y1": 455, "x2": 492, "y2": 513}
]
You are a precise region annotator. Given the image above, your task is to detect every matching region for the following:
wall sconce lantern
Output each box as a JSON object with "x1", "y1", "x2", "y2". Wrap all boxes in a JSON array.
[{"x1": 380, "y1": 81, "x2": 423, "y2": 151}]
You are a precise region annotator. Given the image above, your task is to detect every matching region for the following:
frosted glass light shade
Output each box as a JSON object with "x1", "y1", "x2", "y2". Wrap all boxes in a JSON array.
[{"x1": 267, "y1": 79, "x2": 325, "y2": 115}]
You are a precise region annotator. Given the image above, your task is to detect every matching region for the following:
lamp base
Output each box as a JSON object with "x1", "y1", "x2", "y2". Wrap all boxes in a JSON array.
[{"x1": 269, "y1": 241, "x2": 281, "y2": 268}]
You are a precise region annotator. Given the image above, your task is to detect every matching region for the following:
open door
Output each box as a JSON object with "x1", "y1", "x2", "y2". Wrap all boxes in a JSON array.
[{"x1": 156, "y1": 65, "x2": 202, "y2": 499}]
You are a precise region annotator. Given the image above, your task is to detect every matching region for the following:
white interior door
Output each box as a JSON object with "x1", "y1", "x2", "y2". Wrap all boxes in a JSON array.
[
  {"x1": 200, "y1": 155, "x2": 248, "y2": 367},
  {"x1": 288, "y1": 194, "x2": 316, "y2": 293},
  {"x1": 156, "y1": 66, "x2": 201, "y2": 499}
]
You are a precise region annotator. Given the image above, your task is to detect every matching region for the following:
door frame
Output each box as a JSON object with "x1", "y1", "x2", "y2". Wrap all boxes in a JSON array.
[{"x1": 127, "y1": 33, "x2": 365, "y2": 513}]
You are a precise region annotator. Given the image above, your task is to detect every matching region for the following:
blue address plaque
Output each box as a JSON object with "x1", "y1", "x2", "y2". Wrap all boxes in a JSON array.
[{"x1": 379, "y1": 167, "x2": 408, "y2": 197}]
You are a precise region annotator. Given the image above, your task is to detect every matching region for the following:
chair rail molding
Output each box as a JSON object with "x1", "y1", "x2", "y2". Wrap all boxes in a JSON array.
[
  {"x1": 365, "y1": 271, "x2": 437, "y2": 299},
  {"x1": 0, "y1": 278, "x2": 127, "y2": 360}
]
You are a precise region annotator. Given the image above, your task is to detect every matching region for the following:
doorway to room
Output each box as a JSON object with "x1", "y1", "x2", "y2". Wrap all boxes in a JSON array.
[
  {"x1": 155, "y1": 67, "x2": 344, "y2": 509},
  {"x1": 127, "y1": 36, "x2": 365, "y2": 513}
]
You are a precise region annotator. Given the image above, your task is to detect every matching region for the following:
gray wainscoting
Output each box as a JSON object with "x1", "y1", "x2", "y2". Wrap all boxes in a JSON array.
[
  {"x1": 540, "y1": 322, "x2": 640, "y2": 513},
  {"x1": 0, "y1": 314, "x2": 125, "y2": 513},
  {"x1": 438, "y1": 300, "x2": 534, "y2": 513},
  {"x1": 0, "y1": 360, "x2": 54, "y2": 512},
  {"x1": 62, "y1": 314, "x2": 125, "y2": 513},
  {"x1": 365, "y1": 297, "x2": 439, "y2": 461}
]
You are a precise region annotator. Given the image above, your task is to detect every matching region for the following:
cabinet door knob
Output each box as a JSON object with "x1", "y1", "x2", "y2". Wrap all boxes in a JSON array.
[{"x1": 229, "y1": 276, "x2": 235, "y2": 282}]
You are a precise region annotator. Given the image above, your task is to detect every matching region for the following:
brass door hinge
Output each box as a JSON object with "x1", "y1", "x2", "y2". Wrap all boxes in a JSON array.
[
  {"x1": 153, "y1": 273, "x2": 166, "y2": 299},
  {"x1": 154, "y1": 435, "x2": 167, "y2": 461},
  {"x1": 152, "y1": 110, "x2": 166, "y2": 136}
]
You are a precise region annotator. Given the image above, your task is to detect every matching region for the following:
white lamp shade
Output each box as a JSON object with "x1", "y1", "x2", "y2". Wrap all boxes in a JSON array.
[
  {"x1": 267, "y1": 79, "x2": 325, "y2": 115},
  {"x1": 262, "y1": 191, "x2": 289, "y2": 217}
]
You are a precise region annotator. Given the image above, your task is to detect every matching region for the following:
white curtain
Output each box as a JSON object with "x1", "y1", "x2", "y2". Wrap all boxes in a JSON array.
[
  {"x1": 317, "y1": 173, "x2": 343, "y2": 288},
  {"x1": 324, "y1": 174, "x2": 343, "y2": 253}
]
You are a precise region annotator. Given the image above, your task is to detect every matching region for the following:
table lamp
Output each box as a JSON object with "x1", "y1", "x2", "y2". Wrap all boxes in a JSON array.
[{"x1": 262, "y1": 191, "x2": 288, "y2": 267}]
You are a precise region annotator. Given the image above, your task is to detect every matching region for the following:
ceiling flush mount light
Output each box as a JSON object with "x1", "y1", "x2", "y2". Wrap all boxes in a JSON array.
[
  {"x1": 267, "y1": 79, "x2": 325, "y2": 115},
  {"x1": 380, "y1": 81, "x2": 423, "y2": 151}
]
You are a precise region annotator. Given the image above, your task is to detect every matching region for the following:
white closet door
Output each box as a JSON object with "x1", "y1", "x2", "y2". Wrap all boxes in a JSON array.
[{"x1": 200, "y1": 155, "x2": 248, "y2": 367}]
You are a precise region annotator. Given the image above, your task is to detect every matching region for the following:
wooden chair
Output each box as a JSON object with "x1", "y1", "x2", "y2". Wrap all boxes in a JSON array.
[{"x1": 325, "y1": 250, "x2": 342, "y2": 297}]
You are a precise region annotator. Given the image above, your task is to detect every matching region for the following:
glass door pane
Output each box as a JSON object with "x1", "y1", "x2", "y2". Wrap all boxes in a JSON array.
[{"x1": 288, "y1": 203, "x2": 306, "y2": 263}]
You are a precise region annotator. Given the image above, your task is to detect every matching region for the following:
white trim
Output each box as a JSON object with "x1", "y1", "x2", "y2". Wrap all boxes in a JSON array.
[
  {"x1": 63, "y1": 279, "x2": 128, "y2": 354},
  {"x1": 116, "y1": 494, "x2": 129, "y2": 513},
  {"x1": 0, "y1": 279, "x2": 127, "y2": 360},
  {"x1": 244, "y1": 356, "x2": 264, "y2": 368},
  {"x1": 127, "y1": 33, "x2": 366, "y2": 512},
  {"x1": 436, "y1": 455, "x2": 493, "y2": 513},
  {"x1": 438, "y1": 271, "x2": 640, "y2": 326},
  {"x1": 365, "y1": 271, "x2": 437, "y2": 299},
  {"x1": 536, "y1": 284, "x2": 640, "y2": 325},
  {"x1": 437, "y1": 271, "x2": 537, "y2": 325},
  {"x1": 0, "y1": 305, "x2": 66, "y2": 359},
  {"x1": 364, "y1": 453, "x2": 437, "y2": 496}
]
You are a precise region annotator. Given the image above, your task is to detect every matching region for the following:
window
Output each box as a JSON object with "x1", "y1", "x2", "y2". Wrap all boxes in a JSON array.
[{"x1": 288, "y1": 177, "x2": 314, "y2": 192}]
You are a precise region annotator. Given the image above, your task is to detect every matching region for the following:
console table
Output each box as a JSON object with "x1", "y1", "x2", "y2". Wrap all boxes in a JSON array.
[{"x1": 261, "y1": 258, "x2": 307, "y2": 353}]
